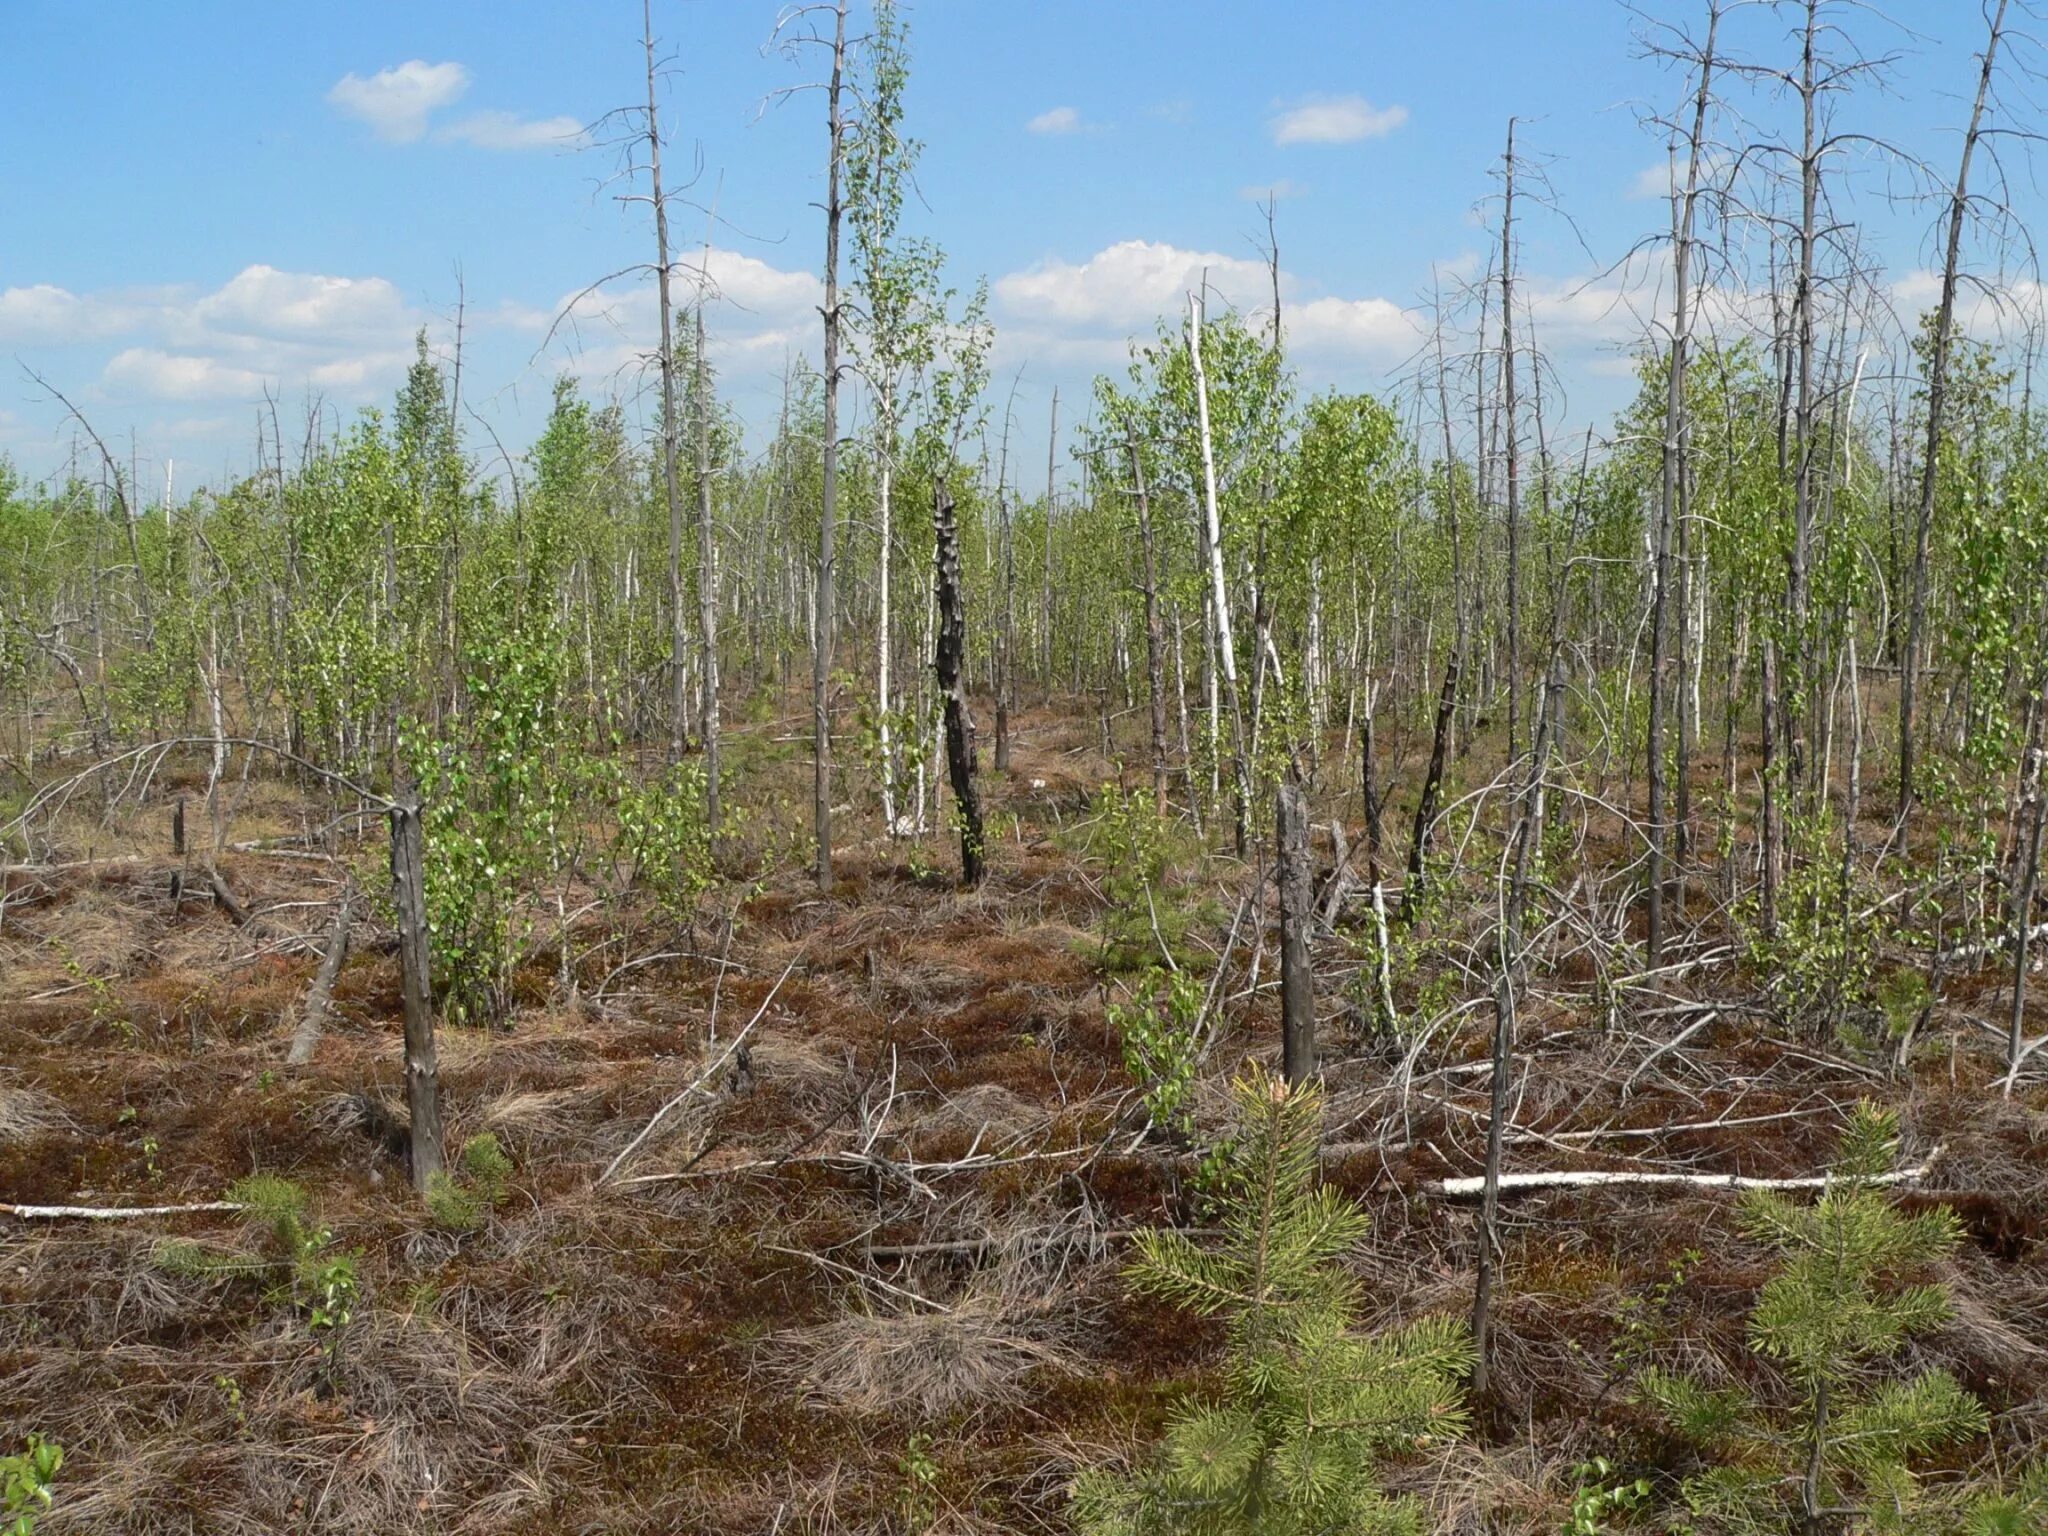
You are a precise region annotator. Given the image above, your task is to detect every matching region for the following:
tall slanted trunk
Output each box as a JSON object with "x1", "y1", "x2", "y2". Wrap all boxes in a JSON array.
[
  {"x1": 1189, "y1": 289, "x2": 1250, "y2": 851},
  {"x1": 693, "y1": 290, "x2": 722, "y2": 836},
  {"x1": 1499, "y1": 119, "x2": 1522, "y2": 765},
  {"x1": 1131, "y1": 441, "x2": 1169, "y2": 813},
  {"x1": 1900, "y1": 0, "x2": 2007, "y2": 826},
  {"x1": 1276, "y1": 780, "x2": 1316, "y2": 1085}
]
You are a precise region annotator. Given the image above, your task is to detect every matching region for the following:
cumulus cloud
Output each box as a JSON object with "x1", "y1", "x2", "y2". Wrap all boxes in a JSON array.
[
  {"x1": 0, "y1": 283, "x2": 141, "y2": 344},
  {"x1": 103, "y1": 349, "x2": 272, "y2": 402},
  {"x1": 1270, "y1": 94, "x2": 1407, "y2": 146},
  {"x1": 6, "y1": 265, "x2": 429, "y2": 407},
  {"x1": 1289, "y1": 295, "x2": 1422, "y2": 359},
  {"x1": 1026, "y1": 106, "x2": 1084, "y2": 135},
  {"x1": 992, "y1": 238, "x2": 1416, "y2": 363},
  {"x1": 536, "y1": 247, "x2": 823, "y2": 391},
  {"x1": 178, "y1": 265, "x2": 412, "y2": 347},
  {"x1": 996, "y1": 239, "x2": 1271, "y2": 330},
  {"x1": 439, "y1": 110, "x2": 585, "y2": 151},
  {"x1": 327, "y1": 60, "x2": 473, "y2": 143}
]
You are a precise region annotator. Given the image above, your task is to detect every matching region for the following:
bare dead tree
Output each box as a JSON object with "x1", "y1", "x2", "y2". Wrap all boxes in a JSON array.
[
  {"x1": 771, "y1": 0, "x2": 852, "y2": 890},
  {"x1": 1276, "y1": 779, "x2": 1316, "y2": 1085},
  {"x1": 1646, "y1": 0, "x2": 1726, "y2": 968},
  {"x1": 932, "y1": 480, "x2": 984, "y2": 886},
  {"x1": 1899, "y1": 0, "x2": 2011, "y2": 827}
]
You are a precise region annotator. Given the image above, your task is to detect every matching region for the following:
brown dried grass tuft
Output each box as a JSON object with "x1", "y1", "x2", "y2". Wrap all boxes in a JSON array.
[
  {"x1": 0, "y1": 1081, "x2": 72, "y2": 1143},
  {"x1": 783, "y1": 1290, "x2": 1076, "y2": 1418}
]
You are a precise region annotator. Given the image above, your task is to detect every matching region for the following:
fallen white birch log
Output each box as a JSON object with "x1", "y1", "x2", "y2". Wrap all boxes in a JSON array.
[
  {"x1": 1429, "y1": 1154, "x2": 1938, "y2": 1200},
  {"x1": 1, "y1": 1200, "x2": 245, "y2": 1220}
]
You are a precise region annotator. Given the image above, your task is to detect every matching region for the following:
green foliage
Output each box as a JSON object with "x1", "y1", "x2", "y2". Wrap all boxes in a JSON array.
[
  {"x1": 412, "y1": 618, "x2": 574, "y2": 1023},
  {"x1": 897, "y1": 1431, "x2": 940, "y2": 1533},
  {"x1": 0, "y1": 1436, "x2": 61, "y2": 1536},
  {"x1": 1072, "y1": 1068, "x2": 1471, "y2": 1536},
  {"x1": 614, "y1": 757, "x2": 716, "y2": 925},
  {"x1": 425, "y1": 1133, "x2": 515, "y2": 1232},
  {"x1": 1743, "y1": 806, "x2": 1875, "y2": 1039},
  {"x1": 1074, "y1": 782, "x2": 1188, "y2": 973},
  {"x1": 1562, "y1": 1457, "x2": 1652, "y2": 1536},
  {"x1": 1962, "y1": 1464, "x2": 2048, "y2": 1536},
  {"x1": 158, "y1": 1176, "x2": 360, "y2": 1350},
  {"x1": 1639, "y1": 1104, "x2": 1987, "y2": 1534},
  {"x1": 1106, "y1": 965, "x2": 1206, "y2": 1138}
]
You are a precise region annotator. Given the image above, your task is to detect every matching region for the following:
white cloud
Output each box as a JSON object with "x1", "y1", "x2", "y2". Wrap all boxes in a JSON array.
[
  {"x1": 439, "y1": 110, "x2": 585, "y2": 151},
  {"x1": 537, "y1": 248, "x2": 823, "y2": 391},
  {"x1": 1240, "y1": 179, "x2": 1306, "y2": 203},
  {"x1": 995, "y1": 239, "x2": 1271, "y2": 330},
  {"x1": 1289, "y1": 296, "x2": 1422, "y2": 359},
  {"x1": 993, "y1": 238, "x2": 1415, "y2": 363},
  {"x1": 1269, "y1": 94, "x2": 1407, "y2": 146},
  {"x1": 103, "y1": 349, "x2": 272, "y2": 402},
  {"x1": 33, "y1": 265, "x2": 433, "y2": 406},
  {"x1": 328, "y1": 60, "x2": 472, "y2": 143},
  {"x1": 0, "y1": 283, "x2": 140, "y2": 344},
  {"x1": 1026, "y1": 106, "x2": 1083, "y2": 135},
  {"x1": 179, "y1": 265, "x2": 412, "y2": 347}
]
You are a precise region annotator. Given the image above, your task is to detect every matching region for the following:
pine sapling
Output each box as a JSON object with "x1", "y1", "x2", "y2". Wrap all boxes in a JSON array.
[
  {"x1": 1073, "y1": 1067, "x2": 1471, "y2": 1536},
  {"x1": 1640, "y1": 1103, "x2": 1987, "y2": 1533}
]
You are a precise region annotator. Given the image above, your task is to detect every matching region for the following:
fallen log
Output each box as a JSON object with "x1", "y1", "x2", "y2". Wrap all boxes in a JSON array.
[
  {"x1": 2, "y1": 1200, "x2": 245, "y2": 1220},
  {"x1": 1428, "y1": 1153, "x2": 1938, "y2": 1200},
  {"x1": 287, "y1": 883, "x2": 355, "y2": 1066}
]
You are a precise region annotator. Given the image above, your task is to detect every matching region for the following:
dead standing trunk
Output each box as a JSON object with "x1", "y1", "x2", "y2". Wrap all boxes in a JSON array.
[
  {"x1": 934, "y1": 482, "x2": 985, "y2": 886},
  {"x1": 645, "y1": 0, "x2": 688, "y2": 768},
  {"x1": 389, "y1": 794, "x2": 444, "y2": 1191},
  {"x1": 1402, "y1": 657, "x2": 1461, "y2": 922},
  {"x1": 813, "y1": 0, "x2": 849, "y2": 891},
  {"x1": 1131, "y1": 440, "x2": 1170, "y2": 814},
  {"x1": 1900, "y1": 0, "x2": 2008, "y2": 827},
  {"x1": 1276, "y1": 780, "x2": 1316, "y2": 1085}
]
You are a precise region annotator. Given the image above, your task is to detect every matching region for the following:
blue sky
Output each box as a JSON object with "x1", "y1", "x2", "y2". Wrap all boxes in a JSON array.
[{"x1": 0, "y1": 0, "x2": 2031, "y2": 497}]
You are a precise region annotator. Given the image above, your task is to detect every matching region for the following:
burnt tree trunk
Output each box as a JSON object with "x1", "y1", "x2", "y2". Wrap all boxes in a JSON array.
[
  {"x1": 1402, "y1": 657, "x2": 1461, "y2": 922},
  {"x1": 389, "y1": 795, "x2": 445, "y2": 1190},
  {"x1": 934, "y1": 482, "x2": 985, "y2": 887},
  {"x1": 1277, "y1": 780, "x2": 1317, "y2": 1085}
]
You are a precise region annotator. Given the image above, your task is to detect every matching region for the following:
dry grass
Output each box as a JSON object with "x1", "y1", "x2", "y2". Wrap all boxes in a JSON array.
[
  {"x1": 0, "y1": 1080, "x2": 72, "y2": 1142},
  {"x1": 4, "y1": 712, "x2": 2046, "y2": 1532},
  {"x1": 782, "y1": 1289, "x2": 1078, "y2": 1419}
]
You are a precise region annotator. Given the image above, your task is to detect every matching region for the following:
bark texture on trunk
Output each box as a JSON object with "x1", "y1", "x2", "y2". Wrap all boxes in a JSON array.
[{"x1": 934, "y1": 481, "x2": 985, "y2": 887}]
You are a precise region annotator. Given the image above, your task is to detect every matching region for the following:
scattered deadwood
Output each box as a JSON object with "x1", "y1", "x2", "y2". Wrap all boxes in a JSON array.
[
  {"x1": 2, "y1": 1199, "x2": 246, "y2": 1220},
  {"x1": 1429, "y1": 1154, "x2": 1940, "y2": 1199},
  {"x1": 206, "y1": 867, "x2": 253, "y2": 925},
  {"x1": 287, "y1": 882, "x2": 356, "y2": 1066},
  {"x1": 596, "y1": 957, "x2": 798, "y2": 1185}
]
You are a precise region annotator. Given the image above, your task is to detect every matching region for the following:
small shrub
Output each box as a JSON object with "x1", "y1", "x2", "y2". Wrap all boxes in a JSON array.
[
  {"x1": 0, "y1": 1435, "x2": 61, "y2": 1536},
  {"x1": 1106, "y1": 965, "x2": 1205, "y2": 1138}
]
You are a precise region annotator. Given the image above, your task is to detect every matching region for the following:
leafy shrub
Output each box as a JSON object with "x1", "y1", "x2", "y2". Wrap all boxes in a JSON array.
[
  {"x1": 1, "y1": 1435, "x2": 61, "y2": 1536},
  {"x1": 1106, "y1": 965, "x2": 1205, "y2": 1138}
]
